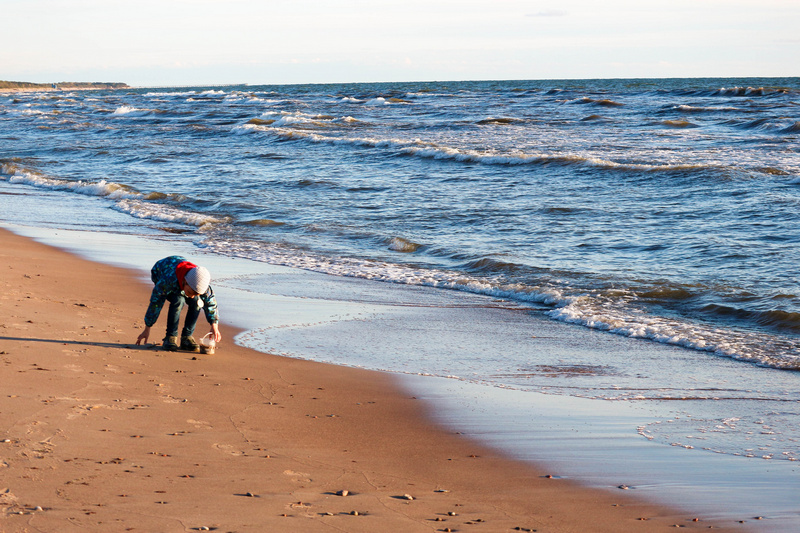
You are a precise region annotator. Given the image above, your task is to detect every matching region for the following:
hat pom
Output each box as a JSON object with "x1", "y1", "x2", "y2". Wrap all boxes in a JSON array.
[{"x1": 185, "y1": 266, "x2": 210, "y2": 294}]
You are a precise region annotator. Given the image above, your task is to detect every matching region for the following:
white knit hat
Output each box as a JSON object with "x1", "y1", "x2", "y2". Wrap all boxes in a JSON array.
[{"x1": 185, "y1": 266, "x2": 210, "y2": 295}]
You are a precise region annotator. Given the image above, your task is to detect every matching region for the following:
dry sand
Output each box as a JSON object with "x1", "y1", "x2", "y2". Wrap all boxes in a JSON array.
[{"x1": 0, "y1": 228, "x2": 745, "y2": 532}]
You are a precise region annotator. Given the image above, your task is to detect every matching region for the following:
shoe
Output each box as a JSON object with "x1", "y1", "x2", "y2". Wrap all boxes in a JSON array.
[
  {"x1": 181, "y1": 336, "x2": 200, "y2": 353},
  {"x1": 163, "y1": 336, "x2": 180, "y2": 352}
]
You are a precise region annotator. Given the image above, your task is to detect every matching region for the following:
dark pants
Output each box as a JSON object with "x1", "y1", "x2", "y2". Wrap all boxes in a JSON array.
[{"x1": 165, "y1": 293, "x2": 201, "y2": 338}]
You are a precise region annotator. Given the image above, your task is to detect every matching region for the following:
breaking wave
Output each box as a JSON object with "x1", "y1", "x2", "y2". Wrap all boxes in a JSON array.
[{"x1": 241, "y1": 125, "x2": 721, "y2": 174}]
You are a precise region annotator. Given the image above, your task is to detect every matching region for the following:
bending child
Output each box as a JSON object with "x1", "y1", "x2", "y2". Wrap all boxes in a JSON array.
[{"x1": 136, "y1": 256, "x2": 221, "y2": 352}]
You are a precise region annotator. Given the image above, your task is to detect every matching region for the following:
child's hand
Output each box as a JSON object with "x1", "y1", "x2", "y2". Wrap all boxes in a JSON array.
[
  {"x1": 210, "y1": 323, "x2": 222, "y2": 343},
  {"x1": 136, "y1": 326, "x2": 151, "y2": 345}
]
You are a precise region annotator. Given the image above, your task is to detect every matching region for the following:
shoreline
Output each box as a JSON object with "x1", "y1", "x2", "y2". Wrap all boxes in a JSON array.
[{"x1": 0, "y1": 227, "x2": 742, "y2": 531}]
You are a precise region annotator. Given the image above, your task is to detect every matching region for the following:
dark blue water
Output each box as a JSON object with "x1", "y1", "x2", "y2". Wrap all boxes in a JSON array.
[{"x1": 2, "y1": 77, "x2": 800, "y2": 368}]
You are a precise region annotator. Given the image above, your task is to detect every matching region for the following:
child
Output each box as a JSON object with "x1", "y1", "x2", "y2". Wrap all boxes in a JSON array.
[{"x1": 135, "y1": 256, "x2": 221, "y2": 352}]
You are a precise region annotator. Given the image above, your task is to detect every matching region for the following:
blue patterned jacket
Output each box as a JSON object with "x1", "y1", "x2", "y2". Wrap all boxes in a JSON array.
[{"x1": 144, "y1": 256, "x2": 219, "y2": 327}]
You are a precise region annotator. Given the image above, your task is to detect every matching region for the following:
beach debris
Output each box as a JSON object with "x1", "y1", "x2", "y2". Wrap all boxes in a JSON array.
[
  {"x1": 402, "y1": 493, "x2": 415, "y2": 500},
  {"x1": 336, "y1": 490, "x2": 349, "y2": 497},
  {"x1": 350, "y1": 510, "x2": 360, "y2": 516},
  {"x1": 434, "y1": 489, "x2": 450, "y2": 493},
  {"x1": 617, "y1": 484, "x2": 630, "y2": 490},
  {"x1": 245, "y1": 492, "x2": 256, "y2": 498},
  {"x1": 447, "y1": 511, "x2": 458, "y2": 516}
]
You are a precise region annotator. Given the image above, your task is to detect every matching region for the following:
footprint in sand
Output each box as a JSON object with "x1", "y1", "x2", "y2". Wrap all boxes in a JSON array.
[
  {"x1": 283, "y1": 470, "x2": 312, "y2": 483},
  {"x1": 212, "y1": 443, "x2": 245, "y2": 456},
  {"x1": 187, "y1": 419, "x2": 212, "y2": 429}
]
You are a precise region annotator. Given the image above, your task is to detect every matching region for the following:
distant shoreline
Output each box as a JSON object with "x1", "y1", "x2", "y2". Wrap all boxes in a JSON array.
[{"x1": 0, "y1": 80, "x2": 128, "y2": 93}]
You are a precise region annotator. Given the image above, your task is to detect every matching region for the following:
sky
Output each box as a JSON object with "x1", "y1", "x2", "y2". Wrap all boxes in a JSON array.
[{"x1": 3, "y1": 0, "x2": 798, "y2": 86}]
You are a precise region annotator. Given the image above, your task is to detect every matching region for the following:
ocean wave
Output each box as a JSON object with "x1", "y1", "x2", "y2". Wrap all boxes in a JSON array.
[
  {"x1": 1, "y1": 163, "x2": 140, "y2": 199},
  {"x1": 671, "y1": 104, "x2": 740, "y2": 113},
  {"x1": 387, "y1": 236, "x2": 422, "y2": 253},
  {"x1": 113, "y1": 199, "x2": 228, "y2": 227},
  {"x1": 204, "y1": 234, "x2": 800, "y2": 370},
  {"x1": 365, "y1": 97, "x2": 391, "y2": 106},
  {"x1": 782, "y1": 122, "x2": 800, "y2": 133},
  {"x1": 253, "y1": 111, "x2": 361, "y2": 129},
  {"x1": 570, "y1": 97, "x2": 624, "y2": 107},
  {"x1": 112, "y1": 105, "x2": 152, "y2": 116},
  {"x1": 547, "y1": 298, "x2": 800, "y2": 370},
  {"x1": 715, "y1": 87, "x2": 767, "y2": 97},
  {"x1": 241, "y1": 218, "x2": 286, "y2": 227},
  {"x1": 699, "y1": 304, "x2": 800, "y2": 332},
  {"x1": 242, "y1": 126, "x2": 719, "y2": 174},
  {"x1": 364, "y1": 96, "x2": 412, "y2": 106},
  {"x1": 144, "y1": 91, "x2": 197, "y2": 97},
  {"x1": 477, "y1": 117, "x2": 525, "y2": 125},
  {"x1": 660, "y1": 119, "x2": 699, "y2": 128},
  {"x1": 0, "y1": 163, "x2": 227, "y2": 229}
]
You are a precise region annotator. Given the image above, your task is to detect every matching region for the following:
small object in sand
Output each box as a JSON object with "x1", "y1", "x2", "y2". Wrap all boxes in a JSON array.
[
  {"x1": 199, "y1": 528, "x2": 210, "y2": 531},
  {"x1": 618, "y1": 484, "x2": 630, "y2": 490},
  {"x1": 448, "y1": 511, "x2": 458, "y2": 516},
  {"x1": 434, "y1": 489, "x2": 450, "y2": 493},
  {"x1": 402, "y1": 493, "x2": 414, "y2": 500},
  {"x1": 754, "y1": 516, "x2": 764, "y2": 520},
  {"x1": 1, "y1": 439, "x2": 10, "y2": 443},
  {"x1": 245, "y1": 492, "x2": 256, "y2": 497},
  {"x1": 336, "y1": 490, "x2": 349, "y2": 497},
  {"x1": 350, "y1": 510, "x2": 359, "y2": 516},
  {"x1": 35, "y1": 506, "x2": 43, "y2": 511}
]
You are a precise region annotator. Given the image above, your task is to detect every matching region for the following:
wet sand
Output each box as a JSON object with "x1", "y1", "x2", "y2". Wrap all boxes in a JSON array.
[{"x1": 0, "y1": 227, "x2": 745, "y2": 532}]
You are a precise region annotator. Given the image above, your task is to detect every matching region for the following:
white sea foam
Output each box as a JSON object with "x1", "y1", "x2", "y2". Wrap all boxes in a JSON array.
[
  {"x1": 365, "y1": 97, "x2": 389, "y2": 106},
  {"x1": 243, "y1": 126, "x2": 710, "y2": 173},
  {"x1": 1, "y1": 164, "x2": 139, "y2": 200},
  {"x1": 144, "y1": 91, "x2": 197, "y2": 97},
  {"x1": 204, "y1": 231, "x2": 800, "y2": 371},
  {"x1": 112, "y1": 105, "x2": 150, "y2": 116},
  {"x1": 271, "y1": 115, "x2": 319, "y2": 127},
  {"x1": 113, "y1": 199, "x2": 227, "y2": 227}
]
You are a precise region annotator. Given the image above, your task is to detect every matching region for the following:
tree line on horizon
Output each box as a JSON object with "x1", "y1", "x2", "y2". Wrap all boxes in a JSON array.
[{"x1": 0, "y1": 80, "x2": 128, "y2": 89}]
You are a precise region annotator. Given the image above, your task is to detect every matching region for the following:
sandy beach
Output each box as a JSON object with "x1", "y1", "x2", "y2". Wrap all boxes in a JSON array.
[{"x1": 0, "y1": 228, "x2": 749, "y2": 532}]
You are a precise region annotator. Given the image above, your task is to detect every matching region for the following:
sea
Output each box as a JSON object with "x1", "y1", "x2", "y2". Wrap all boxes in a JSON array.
[{"x1": 2, "y1": 78, "x2": 800, "y2": 526}]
